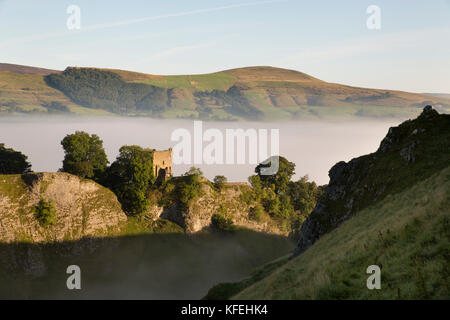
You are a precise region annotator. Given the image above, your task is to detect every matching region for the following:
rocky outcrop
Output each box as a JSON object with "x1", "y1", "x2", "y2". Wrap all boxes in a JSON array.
[
  {"x1": 148, "y1": 182, "x2": 285, "y2": 235},
  {"x1": 0, "y1": 172, "x2": 127, "y2": 243},
  {"x1": 294, "y1": 106, "x2": 450, "y2": 256}
]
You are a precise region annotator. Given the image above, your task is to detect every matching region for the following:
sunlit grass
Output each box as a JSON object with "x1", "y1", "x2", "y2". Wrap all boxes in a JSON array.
[{"x1": 231, "y1": 166, "x2": 450, "y2": 299}]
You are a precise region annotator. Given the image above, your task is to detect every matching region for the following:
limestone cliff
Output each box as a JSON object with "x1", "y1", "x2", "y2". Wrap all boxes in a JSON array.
[
  {"x1": 0, "y1": 172, "x2": 127, "y2": 243},
  {"x1": 148, "y1": 182, "x2": 285, "y2": 235},
  {"x1": 294, "y1": 106, "x2": 450, "y2": 255}
]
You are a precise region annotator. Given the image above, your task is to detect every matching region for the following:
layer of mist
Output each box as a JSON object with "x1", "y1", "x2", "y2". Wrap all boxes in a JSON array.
[{"x1": 0, "y1": 116, "x2": 400, "y2": 184}]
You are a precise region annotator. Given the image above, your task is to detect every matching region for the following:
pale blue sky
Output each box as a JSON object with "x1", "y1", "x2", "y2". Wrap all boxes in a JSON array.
[{"x1": 0, "y1": 0, "x2": 449, "y2": 92}]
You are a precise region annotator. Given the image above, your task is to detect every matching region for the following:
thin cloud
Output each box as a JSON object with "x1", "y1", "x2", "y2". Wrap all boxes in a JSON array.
[
  {"x1": 0, "y1": 0, "x2": 286, "y2": 47},
  {"x1": 278, "y1": 27, "x2": 450, "y2": 65},
  {"x1": 83, "y1": 0, "x2": 285, "y2": 31}
]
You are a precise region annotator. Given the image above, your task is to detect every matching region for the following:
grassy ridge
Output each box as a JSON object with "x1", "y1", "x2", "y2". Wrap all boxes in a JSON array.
[
  {"x1": 2, "y1": 64, "x2": 450, "y2": 120},
  {"x1": 220, "y1": 166, "x2": 449, "y2": 299}
]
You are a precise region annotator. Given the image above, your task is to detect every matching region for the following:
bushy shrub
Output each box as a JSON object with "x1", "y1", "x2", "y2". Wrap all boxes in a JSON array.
[
  {"x1": 35, "y1": 198, "x2": 57, "y2": 226},
  {"x1": 249, "y1": 205, "x2": 269, "y2": 223},
  {"x1": 213, "y1": 175, "x2": 227, "y2": 190},
  {"x1": 211, "y1": 214, "x2": 235, "y2": 232}
]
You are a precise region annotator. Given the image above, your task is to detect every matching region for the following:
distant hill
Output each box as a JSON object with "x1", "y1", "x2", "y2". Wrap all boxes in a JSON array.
[
  {"x1": 0, "y1": 63, "x2": 59, "y2": 76},
  {"x1": 424, "y1": 92, "x2": 450, "y2": 100},
  {"x1": 1, "y1": 63, "x2": 450, "y2": 120},
  {"x1": 204, "y1": 106, "x2": 450, "y2": 299}
]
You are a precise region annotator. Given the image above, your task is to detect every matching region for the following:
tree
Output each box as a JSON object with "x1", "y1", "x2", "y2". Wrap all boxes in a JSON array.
[
  {"x1": 183, "y1": 167, "x2": 203, "y2": 177},
  {"x1": 106, "y1": 145, "x2": 155, "y2": 215},
  {"x1": 288, "y1": 175, "x2": 323, "y2": 214},
  {"x1": 0, "y1": 143, "x2": 32, "y2": 174},
  {"x1": 213, "y1": 175, "x2": 227, "y2": 190},
  {"x1": 61, "y1": 131, "x2": 108, "y2": 180},
  {"x1": 254, "y1": 156, "x2": 295, "y2": 194}
]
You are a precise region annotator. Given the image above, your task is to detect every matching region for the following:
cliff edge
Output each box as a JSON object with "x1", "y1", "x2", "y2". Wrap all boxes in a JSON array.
[
  {"x1": 295, "y1": 106, "x2": 450, "y2": 255},
  {"x1": 0, "y1": 172, "x2": 127, "y2": 242}
]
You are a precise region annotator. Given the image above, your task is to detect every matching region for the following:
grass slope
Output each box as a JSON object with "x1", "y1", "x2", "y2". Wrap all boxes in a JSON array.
[
  {"x1": 0, "y1": 71, "x2": 112, "y2": 116},
  {"x1": 221, "y1": 166, "x2": 450, "y2": 299}
]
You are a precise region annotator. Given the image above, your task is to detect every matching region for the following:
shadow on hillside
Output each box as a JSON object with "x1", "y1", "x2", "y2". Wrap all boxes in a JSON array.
[{"x1": 0, "y1": 229, "x2": 294, "y2": 300}]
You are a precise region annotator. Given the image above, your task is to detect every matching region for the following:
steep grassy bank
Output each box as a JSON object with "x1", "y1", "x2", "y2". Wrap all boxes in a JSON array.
[
  {"x1": 296, "y1": 107, "x2": 450, "y2": 255},
  {"x1": 204, "y1": 107, "x2": 450, "y2": 300},
  {"x1": 206, "y1": 165, "x2": 450, "y2": 299}
]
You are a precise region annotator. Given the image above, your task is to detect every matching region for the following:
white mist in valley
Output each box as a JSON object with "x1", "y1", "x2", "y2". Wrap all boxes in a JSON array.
[{"x1": 0, "y1": 117, "x2": 400, "y2": 185}]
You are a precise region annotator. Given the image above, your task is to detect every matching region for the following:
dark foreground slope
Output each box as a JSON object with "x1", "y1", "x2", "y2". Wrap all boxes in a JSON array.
[{"x1": 0, "y1": 229, "x2": 294, "y2": 299}]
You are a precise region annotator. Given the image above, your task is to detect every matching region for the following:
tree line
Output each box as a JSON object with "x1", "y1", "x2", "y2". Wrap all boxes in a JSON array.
[{"x1": 45, "y1": 68, "x2": 169, "y2": 115}]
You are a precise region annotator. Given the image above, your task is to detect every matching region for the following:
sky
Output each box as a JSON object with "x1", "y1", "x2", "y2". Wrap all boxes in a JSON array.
[{"x1": 0, "y1": 0, "x2": 449, "y2": 93}]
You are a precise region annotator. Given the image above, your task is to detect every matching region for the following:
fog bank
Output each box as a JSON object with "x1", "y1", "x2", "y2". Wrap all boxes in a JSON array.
[{"x1": 0, "y1": 117, "x2": 400, "y2": 185}]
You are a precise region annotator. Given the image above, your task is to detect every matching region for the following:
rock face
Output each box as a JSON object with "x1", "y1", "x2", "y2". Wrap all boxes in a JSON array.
[
  {"x1": 0, "y1": 172, "x2": 127, "y2": 243},
  {"x1": 294, "y1": 106, "x2": 450, "y2": 256},
  {"x1": 149, "y1": 182, "x2": 285, "y2": 235}
]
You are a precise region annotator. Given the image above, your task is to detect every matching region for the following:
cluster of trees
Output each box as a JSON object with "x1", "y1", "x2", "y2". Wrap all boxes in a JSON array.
[
  {"x1": 247, "y1": 156, "x2": 323, "y2": 235},
  {"x1": 59, "y1": 132, "x2": 156, "y2": 215},
  {"x1": 45, "y1": 68, "x2": 168, "y2": 115},
  {"x1": 59, "y1": 132, "x2": 206, "y2": 216},
  {"x1": 194, "y1": 85, "x2": 263, "y2": 120},
  {"x1": 43, "y1": 101, "x2": 71, "y2": 114}
]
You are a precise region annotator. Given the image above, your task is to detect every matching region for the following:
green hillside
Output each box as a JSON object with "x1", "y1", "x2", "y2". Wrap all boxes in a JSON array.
[
  {"x1": 203, "y1": 107, "x2": 450, "y2": 299},
  {"x1": 209, "y1": 165, "x2": 449, "y2": 299},
  {"x1": 1, "y1": 63, "x2": 450, "y2": 120},
  {"x1": 0, "y1": 71, "x2": 113, "y2": 116}
]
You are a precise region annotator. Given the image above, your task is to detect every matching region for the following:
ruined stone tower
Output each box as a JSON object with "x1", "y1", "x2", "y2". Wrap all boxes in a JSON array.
[{"x1": 152, "y1": 148, "x2": 173, "y2": 180}]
